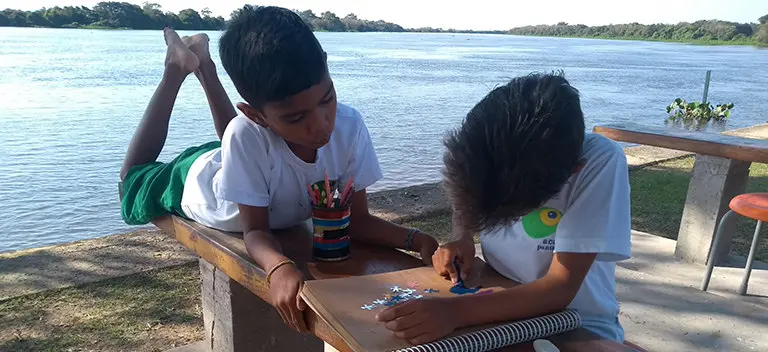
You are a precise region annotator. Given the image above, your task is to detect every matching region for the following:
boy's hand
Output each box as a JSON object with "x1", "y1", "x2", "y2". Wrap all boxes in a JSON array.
[
  {"x1": 268, "y1": 263, "x2": 308, "y2": 333},
  {"x1": 432, "y1": 237, "x2": 475, "y2": 283},
  {"x1": 415, "y1": 232, "x2": 439, "y2": 265},
  {"x1": 375, "y1": 297, "x2": 458, "y2": 345}
]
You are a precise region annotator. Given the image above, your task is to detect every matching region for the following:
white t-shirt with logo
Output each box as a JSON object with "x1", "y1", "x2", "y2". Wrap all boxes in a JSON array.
[
  {"x1": 179, "y1": 103, "x2": 383, "y2": 232},
  {"x1": 480, "y1": 133, "x2": 631, "y2": 342}
]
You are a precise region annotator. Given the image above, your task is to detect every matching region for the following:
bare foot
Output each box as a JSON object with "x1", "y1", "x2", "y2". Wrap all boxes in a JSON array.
[
  {"x1": 163, "y1": 27, "x2": 199, "y2": 74},
  {"x1": 182, "y1": 33, "x2": 212, "y2": 66}
]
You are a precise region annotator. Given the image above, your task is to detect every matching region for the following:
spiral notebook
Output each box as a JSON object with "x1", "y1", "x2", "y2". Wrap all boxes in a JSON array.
[{"x1": 301, "y1": 257, "x2": 582, "y2": 352}]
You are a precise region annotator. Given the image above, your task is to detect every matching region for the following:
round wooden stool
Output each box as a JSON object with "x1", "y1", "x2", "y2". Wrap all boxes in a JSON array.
[{"x1": 700, "y1": 193, "x2": 768, "y2": 295}]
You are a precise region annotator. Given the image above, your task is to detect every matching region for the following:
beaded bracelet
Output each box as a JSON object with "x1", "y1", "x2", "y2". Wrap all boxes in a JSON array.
[{"x1": 404, "y1": 228, "x2": 419, "y2": 251}]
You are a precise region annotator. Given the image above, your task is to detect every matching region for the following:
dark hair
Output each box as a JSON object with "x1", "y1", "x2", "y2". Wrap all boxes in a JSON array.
[
  {"x1": 218, "y1": 6, "x2": 327, "y2": 109},
  {"x1": 442, "y1": 71, "x2": 585, "y2": 234}
]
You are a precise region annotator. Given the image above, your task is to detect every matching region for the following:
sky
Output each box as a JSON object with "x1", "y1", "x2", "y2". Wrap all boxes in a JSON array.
[{"x1": 3, "y1": 0, "x2": 766, "y2": 31}]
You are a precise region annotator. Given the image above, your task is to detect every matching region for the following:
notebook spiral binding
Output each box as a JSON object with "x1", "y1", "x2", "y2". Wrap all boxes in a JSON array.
[{"x1": 391, "y1": 309, "x2": 581, "y2": 352}]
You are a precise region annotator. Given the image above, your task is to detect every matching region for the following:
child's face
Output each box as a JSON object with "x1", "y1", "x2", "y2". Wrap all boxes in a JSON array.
[{"x1": 242, "y1": 75, "x2": 337, "y2": 150}]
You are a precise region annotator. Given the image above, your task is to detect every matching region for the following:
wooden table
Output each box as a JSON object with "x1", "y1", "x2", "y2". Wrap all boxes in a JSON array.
[
  {"x1": 154, "y1": 216, "x2": 637, "y2": 351},
  {"x1": 594, "y1": 122, "x2": 768, "y2": 265}
]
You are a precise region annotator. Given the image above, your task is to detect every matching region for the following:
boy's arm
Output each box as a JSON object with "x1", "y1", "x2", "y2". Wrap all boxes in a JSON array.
[
  {"x1": 376, "y1": 252, "x2": 597, "y2": 344},
  {"x1": 454, "y1": 252, "x2": 596, "y2": 326},
  {"x1": 238, "y1": 204, "x2": 290, "y2": 275},
  {"x1": 344, "y1": 111, "x2": 439, "y2": 262},
  {"x1": 238, "y1": 203, "x2": 308, "y2": 333},
  {"x1": 348, "y1": 189, "x2": 438, "y2": 261}
]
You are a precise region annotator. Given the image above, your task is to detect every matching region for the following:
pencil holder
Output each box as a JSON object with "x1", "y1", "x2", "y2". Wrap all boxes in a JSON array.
[{"x1": 311, "y1": 206, "x2": 351, "y2": 262}]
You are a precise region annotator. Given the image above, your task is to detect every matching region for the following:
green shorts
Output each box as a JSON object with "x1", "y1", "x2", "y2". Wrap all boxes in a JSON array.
[{"x1": 120, "y1": 141, "x2": 221, "y2": 225}]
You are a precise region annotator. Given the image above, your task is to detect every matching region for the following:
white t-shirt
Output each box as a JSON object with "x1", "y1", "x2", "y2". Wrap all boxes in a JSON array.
[
  {"x1": 480, "y1": 133, "x2": 631, "y2": 342},
  {"x1": 180, "y1": 103, "x2": 383, "y2": 232}
]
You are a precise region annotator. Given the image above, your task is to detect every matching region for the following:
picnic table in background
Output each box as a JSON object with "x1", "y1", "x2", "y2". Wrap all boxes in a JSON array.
[
  {"x1": 153, "y1": 216, "x2": 639, "y2": 352},
  {"x1": 594, "y1": 122, "x2": 768, "y2": 265}
]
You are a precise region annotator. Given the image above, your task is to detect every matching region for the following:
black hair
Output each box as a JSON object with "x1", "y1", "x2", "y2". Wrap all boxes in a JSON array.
[
  {"x1": 442, "y1": 71, "x2": 585, "y2": 233},
  {"x1": 218, "y1": 5, "x2": 327, "y2": 109}
]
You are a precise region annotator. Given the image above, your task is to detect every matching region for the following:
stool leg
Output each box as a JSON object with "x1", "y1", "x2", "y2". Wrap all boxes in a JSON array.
[
  {"x1": 701, "y1": 210, "x2": 735, "y2": 291},
  {"x1": 739, "y1": 220, "x2": 762, "y2": 295}
]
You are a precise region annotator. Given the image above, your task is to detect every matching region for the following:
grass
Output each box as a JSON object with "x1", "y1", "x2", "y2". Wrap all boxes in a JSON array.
[
  {"x1": 3, "y1": 156, "x2": 768, "y2": 351},
  {"x1": 0, "y1": 262, "x2": 202, "y2": 352}
]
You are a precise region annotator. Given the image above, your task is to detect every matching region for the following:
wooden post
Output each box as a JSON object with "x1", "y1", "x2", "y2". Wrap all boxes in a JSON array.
[
  {"x1": 702, "y1": 70, "x2": 711, "y2": 104},
  {"x1": 675, "y1": 154, "x2": 750, "y2": 264},
  {"x1": 199, "y1": 259, "x2": 324, "y2": 352}
]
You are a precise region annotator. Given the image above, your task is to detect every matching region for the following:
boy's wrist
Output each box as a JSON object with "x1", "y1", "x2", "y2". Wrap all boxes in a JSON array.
[
  {"x1": 448, "y1": 295, "x2": 475, "y2": 327},
  {"x1": 408, "y1": 229, "x2": 435, "y2": 252}
]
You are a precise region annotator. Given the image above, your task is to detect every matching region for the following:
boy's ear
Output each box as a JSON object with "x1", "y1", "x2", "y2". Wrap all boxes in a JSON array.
[{"x1": 237, "y1": 102, "x2": 268, "y2": 127}]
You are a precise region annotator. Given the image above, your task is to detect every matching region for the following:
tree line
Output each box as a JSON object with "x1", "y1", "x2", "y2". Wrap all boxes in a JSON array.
[
  {"x1": 508, "y1": 16, "x2": 768, "y2": 44},
  {"x1": 0, "y1": 2, "x2": 225, "y2": 30},
  {"x1": 1, "y1": 2, "x2": 767, "y2": 46}
]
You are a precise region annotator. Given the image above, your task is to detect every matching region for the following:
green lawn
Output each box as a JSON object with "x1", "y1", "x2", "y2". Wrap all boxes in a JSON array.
[
  {"x1": 0, "y1": 263, "x2": 202, "y2": 352},
  {"x1": 630, "y1": 157, "x2": 768, "y2": 262},
  {"x1": 2, "y1": 156, "x2": 768, "y2": 351}
]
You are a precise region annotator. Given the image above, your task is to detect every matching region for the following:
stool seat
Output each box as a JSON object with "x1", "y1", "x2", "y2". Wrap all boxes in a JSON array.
[
  {"x1": 730, "y1": 193, "x2": 768, "y2": 222},
  {"x1": 702, "y1": 192, "x2": 767, "y2": 296}
]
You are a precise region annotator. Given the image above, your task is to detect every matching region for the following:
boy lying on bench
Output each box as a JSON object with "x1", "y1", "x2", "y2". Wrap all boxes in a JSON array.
[{"x1": 119, "y1": 6, "x2": 439, "y2": 333}]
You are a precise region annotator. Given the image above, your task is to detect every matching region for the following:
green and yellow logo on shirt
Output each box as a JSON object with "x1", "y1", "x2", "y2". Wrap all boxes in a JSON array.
[{"x1": 522, "y1": 207, "x2": 563, "y2": 239}]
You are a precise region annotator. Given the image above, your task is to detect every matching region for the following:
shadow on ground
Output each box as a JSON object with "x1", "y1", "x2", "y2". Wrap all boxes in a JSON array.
[
  {"x1": 0, "y1": 229, "x2": 198, "y2": 300},
  {"x1": 617, "y1": 267, "x2": 768, "y2": 351}
]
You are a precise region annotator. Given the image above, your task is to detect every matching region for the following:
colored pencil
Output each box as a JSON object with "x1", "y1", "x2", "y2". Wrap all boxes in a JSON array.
[
  {"x1": 339, "y1": 177, "x2": 354, "y2": 207},
  {"x1": 324, "y1": 171, "x2": 332, "y2": 207}
]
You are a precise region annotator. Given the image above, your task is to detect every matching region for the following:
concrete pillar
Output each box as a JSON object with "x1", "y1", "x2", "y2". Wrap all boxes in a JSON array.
[
  {"x1": 199, "y1": 259, "x2": 324, "y2": 352},
  {"x1": 675, "y1": 155, "x2": 750, "y2": 265}
]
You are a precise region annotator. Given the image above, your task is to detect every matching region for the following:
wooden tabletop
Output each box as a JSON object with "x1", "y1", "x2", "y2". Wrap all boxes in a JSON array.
[
  {"x1": 593, "y1": 122, "x2": 768, "y2": 163},
  {"x1": 154, "y1": 216, "x2": 637, "y2": 352}
]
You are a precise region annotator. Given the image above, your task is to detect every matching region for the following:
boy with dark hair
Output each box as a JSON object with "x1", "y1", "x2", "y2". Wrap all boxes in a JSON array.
[
  {"x1": 376, "y1": 72, "x2": 631, "y2": 344},
  {"x1": 120, "y1": 6, "x2": 438, "y2": 333}
]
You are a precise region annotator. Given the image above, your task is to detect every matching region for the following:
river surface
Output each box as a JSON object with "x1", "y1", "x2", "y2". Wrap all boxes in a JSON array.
[{"x1": 1, "y1": 27, "x2": 767, "y2": 253}]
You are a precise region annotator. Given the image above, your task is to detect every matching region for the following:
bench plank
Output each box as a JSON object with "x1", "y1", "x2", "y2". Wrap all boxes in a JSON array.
[{"x1": 593, "y1": 122, "x2": 768, "y2": 163}]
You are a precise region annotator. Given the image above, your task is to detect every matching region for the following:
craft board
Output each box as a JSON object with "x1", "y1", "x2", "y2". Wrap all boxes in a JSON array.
[{"x1": 301, "y1": 256, "x2": 521, "y2": 352}]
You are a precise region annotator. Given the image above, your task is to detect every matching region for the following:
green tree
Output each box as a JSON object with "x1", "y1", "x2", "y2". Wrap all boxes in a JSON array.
[
  {"x1": 317, "y1": 11, "x2": 344, "y2": 31},
  {"x1": 44, "y1": 6, "x2": 73, "y2": 27},
  {"x1": 758, "y1": 14, "x2": 768, "y2": 44},
  {"x1": 26, "y1": 10, "x2": 50, "y2": 27},
  {"x1": 92, "y1": 1, "x2": 153, "y2": 29},
  {"x1": 165, "y1": 12, "x2": 183, "y2": 29},
  {"x1": 342, "y1": 13, "x2": 364, "y2": 31},
  {"x1": 295, "y1": 9, "x2": 317, "y2": 29},
  {"x1": 141, "y1": 2, "x2": 167, "y2": 28},
  {"x1": 178, "y1": 9, "x2": 202, "y2": 30},
  {"x1": 2, "y1": 9, "x2": 29, "y2": 26}
]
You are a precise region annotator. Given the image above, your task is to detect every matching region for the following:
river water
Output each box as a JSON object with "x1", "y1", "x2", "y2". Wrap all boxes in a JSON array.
[{"x1": 1, "y1": 27, "x2": 766, "y2": 253}]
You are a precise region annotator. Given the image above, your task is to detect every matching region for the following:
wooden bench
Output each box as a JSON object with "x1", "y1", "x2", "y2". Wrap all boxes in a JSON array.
[
  {"x1": 153, "y1": 215, "x2": 641, "y2": 351},
  {"x1": 594, "y1": 122, "x2": 768, "y2": 265}
]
